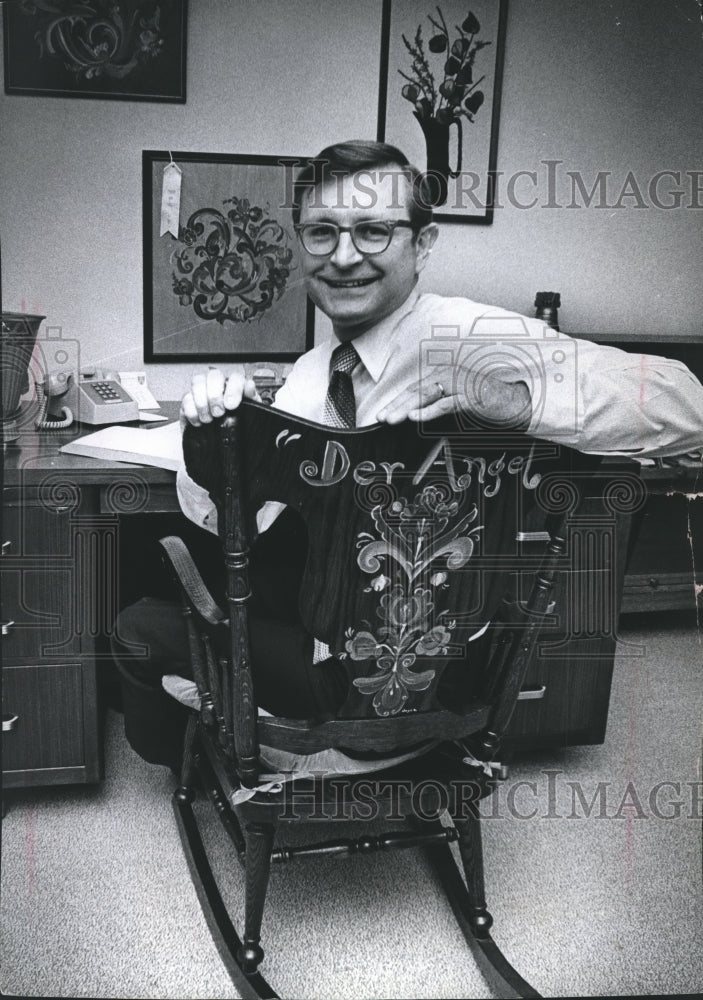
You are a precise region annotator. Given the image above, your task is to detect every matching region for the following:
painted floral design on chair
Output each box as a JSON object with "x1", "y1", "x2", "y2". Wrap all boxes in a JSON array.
[
  {"x1": 171, "y1": 196, "x2": 295, "y2": 325},
  {"x1": 340, "y1": 484, "x2": 483, "y2": 716}
]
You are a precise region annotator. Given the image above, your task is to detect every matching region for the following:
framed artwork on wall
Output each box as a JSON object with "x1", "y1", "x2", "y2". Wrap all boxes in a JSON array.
[
  {"x1": 143, "y1": 150, "x2": 314, "y2": 362},
  {"x1": 377, "y1": 0, "x2": 508, "y2": 224},
  {"x1": 3, "y1": 0, "x2": 187, "y2": 103}
]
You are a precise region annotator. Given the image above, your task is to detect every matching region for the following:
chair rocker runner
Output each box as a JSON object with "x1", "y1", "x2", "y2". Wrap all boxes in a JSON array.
[{"x1": 160, "y1": 400, "x2": 599, "y2": 999}]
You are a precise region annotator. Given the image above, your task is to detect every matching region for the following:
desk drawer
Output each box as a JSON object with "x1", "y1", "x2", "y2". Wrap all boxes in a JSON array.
[
  {"x1": 621, "y1": 493, "x2": 703, "y2": 613},
  {"x1": 0, "y1": 565, "x2": 74, "y2": 661},
  {"x1": 2, "y1": 490, "x2": 74, "y2": 558},
  {"x1": 99, "y1": 482, "x2": 180, "y2": 514},
  {"x1": 622, "y1": 572, "x2": 701, "y2": 612},
  {"x1": 506, "y1": 637, "x2": 616, "y2": 746},
  {"x1": 1, "y1": 662, "x2": 98, "y2": 783},
  {"x1": 2, "y1": 496, "x2": 76, "y2": 662}
]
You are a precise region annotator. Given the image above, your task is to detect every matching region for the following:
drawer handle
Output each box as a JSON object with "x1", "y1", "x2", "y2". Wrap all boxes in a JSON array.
[
  {"x1": 516, "y1": 531, "x2": 551, "y2": 542},
  {"x1": 2, "y1": 713, "x2": 18, "y2": 732},
  {"x1": 647, "y1": 577, "x2": 660, "y2": 590},
  {"x1": 518, "y1": 684, "x2": 546, "y2": 701},
  {"x1": 1, "y1": 541, "x2": 11, "y2": 555},
  {"x1": 1, "y1": 621, "x2": 15, "y2": 636}
]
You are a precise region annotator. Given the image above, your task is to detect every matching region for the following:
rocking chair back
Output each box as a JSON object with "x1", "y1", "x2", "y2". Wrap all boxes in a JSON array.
[{"x1": 181, "y1": 402, "x2": 596, "y2": 786}]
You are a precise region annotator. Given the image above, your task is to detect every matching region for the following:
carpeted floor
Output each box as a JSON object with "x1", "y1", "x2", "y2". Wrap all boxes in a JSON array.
[{"x1": 1, "y1": 615, "x2": 702, "y2": 999}]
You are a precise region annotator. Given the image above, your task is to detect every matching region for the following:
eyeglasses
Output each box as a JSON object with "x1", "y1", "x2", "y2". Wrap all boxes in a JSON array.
[{"x1": 294, "y1": 220, "x2": 415, "y2": 256}]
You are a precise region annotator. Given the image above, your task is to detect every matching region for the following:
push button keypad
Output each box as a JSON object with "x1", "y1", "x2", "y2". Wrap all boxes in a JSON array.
[{"x1": 88, "y1": 381, "x2": 122, "y2": 401}]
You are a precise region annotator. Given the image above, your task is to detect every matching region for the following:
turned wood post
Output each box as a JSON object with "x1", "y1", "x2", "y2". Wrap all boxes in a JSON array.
[
  {"x1": 454, "y1": 806, "x2": 494, "y2": 939},
  {"x1": 239, "y1": 822, "x2": 276, "y2": 973},
  {"x1": 220, "y1": 412, "x2": 260, "y2": 787}
]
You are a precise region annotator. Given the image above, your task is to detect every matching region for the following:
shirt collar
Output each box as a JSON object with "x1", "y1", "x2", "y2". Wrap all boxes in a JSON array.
[{"x1": 329, "y1": 287, "x2": 421, "y2": 383}]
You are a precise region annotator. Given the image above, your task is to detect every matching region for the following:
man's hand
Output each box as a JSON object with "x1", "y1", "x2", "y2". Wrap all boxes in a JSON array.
[
  {"x1": 180, "y1": 366, "x2": 258, "y2": 429},
  {"x1": 376, "y1": 366, "x2": 532, "y2": 429}
]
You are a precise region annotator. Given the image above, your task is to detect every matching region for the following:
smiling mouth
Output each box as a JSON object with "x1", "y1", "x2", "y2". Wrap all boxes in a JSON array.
[{"x1": 321, "y1": 277, "x2": 378, "y2": 288}]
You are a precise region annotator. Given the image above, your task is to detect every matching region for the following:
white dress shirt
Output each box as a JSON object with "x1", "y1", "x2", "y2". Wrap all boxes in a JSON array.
[{"x1": 177, "y1": 289, "x2": 703, "y2": 534}]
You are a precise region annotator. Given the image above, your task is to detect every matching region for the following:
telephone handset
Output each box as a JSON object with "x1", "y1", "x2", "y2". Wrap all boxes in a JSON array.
[{"x1": 36, "y1": 370, "x2": 140, "y2": 428}]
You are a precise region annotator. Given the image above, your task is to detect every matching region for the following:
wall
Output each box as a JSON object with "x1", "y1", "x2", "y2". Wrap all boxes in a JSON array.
[{"x1": 1, "y1": 0, "x2": 701, "y2": 401}]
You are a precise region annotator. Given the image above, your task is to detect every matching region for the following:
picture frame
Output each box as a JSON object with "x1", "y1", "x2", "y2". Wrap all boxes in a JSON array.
[
  {"x1": 143, "y1": 150, "x2": 314, "y2": 362},
  {"x1": 377, "y1": 0, "x2": 508, "y2": 224},
  {"x1": 3, "y1": 0, "x2": 187, "y2": 103}
]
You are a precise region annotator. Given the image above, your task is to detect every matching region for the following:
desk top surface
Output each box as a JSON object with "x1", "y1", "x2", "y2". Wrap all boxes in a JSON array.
[
  {"x1": 2, "y1": 402, "x2": 700, "y2": 492},
  {"x1": 3, "y1": 403, "x2": 180, "y2": 487}
]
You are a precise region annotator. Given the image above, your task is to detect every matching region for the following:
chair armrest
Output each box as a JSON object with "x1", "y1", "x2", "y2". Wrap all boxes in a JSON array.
[{"x1": 158, "y1": 535, "x2": 227, "y2": 626}]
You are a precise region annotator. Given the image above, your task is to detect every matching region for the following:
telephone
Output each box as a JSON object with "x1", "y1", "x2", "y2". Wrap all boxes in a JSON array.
[{"x1": 36, "y1": 369, "x2": 140, "y2": 428}]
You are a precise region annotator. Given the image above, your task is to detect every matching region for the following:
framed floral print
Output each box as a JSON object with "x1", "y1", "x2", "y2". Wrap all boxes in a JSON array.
[
  {"x1": 377, "y1": 0, "x2": 508, "y2": 224},
  {"x1": 3, "y1": 0, "x2": 187, "y2": 103},
  {"x1": 143, "y1": 150, "x2": 314, "y2": 362}
]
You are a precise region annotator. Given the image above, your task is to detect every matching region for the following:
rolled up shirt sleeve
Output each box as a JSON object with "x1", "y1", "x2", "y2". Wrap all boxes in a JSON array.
[
  {"x1": 176, "y1": 464, "x2": 218, "y2": 534},
  {"x1": 528, "y1": 336, "x2": 703, "y2": 459}
]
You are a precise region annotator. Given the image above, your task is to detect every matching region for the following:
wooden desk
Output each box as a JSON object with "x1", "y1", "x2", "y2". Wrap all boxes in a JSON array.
[
  {"x1": 1, "y1": 411, "x2": 641, "y2": 787},
  {"x1": 575, "y1": 333, "x2": 703, "y2": 614},
  {"x1": 619, "y1": 463, "x2": 703, "y2": 613},
  {"x1": 2, "y1": 412, "x2": 179, "y2": 789}
]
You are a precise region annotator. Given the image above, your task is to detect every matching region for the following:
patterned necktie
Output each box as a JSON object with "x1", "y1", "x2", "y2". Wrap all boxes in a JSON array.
[{"x1": 323, "y1": 342, "x2": 359, "y2": 428}]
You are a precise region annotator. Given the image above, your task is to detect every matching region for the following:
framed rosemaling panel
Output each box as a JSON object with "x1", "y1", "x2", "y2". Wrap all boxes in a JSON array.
[
  {"x1": 377, "y1": 0, "x2": 508, "y2": 224},
  {"x1": 143, "y1": 151, "x2": 314, "y2": 362},
  {"x1": 3, "y1": 0, "x2": 187, "y2": 103}
]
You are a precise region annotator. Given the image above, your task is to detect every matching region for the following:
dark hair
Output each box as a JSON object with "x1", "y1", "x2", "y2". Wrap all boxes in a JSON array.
[{"x1": 291, "y1": 139, "x2": 433, "y2": 231}]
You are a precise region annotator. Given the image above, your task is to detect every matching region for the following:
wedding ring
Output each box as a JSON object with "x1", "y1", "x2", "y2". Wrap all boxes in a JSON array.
[{"x1": 434, "y1": 381, "x2": 446, "y2": 398}]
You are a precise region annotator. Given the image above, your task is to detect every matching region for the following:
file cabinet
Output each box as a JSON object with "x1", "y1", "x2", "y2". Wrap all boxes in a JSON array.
[
  {"x1": 1, "y1": 482, "x2": 101, "y2": 787},
  {"x1": 2, "y1": 427, "x2": 178, "y2": 790}
]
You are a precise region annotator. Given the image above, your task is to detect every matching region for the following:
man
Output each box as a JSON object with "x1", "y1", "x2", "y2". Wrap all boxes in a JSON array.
[{"x1": 114, "y1": 139, "x2": 703, "y2": 771}]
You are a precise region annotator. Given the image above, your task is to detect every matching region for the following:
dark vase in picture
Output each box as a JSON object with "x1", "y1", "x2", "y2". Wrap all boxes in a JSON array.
[
  {"x1": 414, "y1": 113, "x2": 462, "y2": 208},
  {"x1": 534, "y1": 292, "x2": 561, "y2": 331}
]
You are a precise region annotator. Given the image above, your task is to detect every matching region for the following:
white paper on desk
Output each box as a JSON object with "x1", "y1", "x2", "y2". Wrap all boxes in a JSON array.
[
  {"x1": 119, "y1": 371, "x2": 160, "y2": 409},
  {"x1": 138, "y1": 410, "x2": 169, "y2": 422},
  {"x1": 59, "y1": 420, "x2": 183, "y2": 471}
]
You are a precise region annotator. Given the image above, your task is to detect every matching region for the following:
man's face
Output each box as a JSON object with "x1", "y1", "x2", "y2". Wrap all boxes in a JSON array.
[{"x1": 297, "y1": 166, "x2": 437, "y2": 341}]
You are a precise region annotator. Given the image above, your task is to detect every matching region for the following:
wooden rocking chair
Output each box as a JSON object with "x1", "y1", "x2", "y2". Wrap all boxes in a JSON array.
[{"x1": 159, "y1": 400, "x2": 601, "y2": 999}]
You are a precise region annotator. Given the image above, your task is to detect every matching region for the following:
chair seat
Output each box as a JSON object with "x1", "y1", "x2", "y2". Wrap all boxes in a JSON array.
[
  {"x1": 195, "y1": 723, "x2": 495, "y2": 824},
  {"x1": 162, "y1": 673, "x2": 434, "y2": 802}
]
